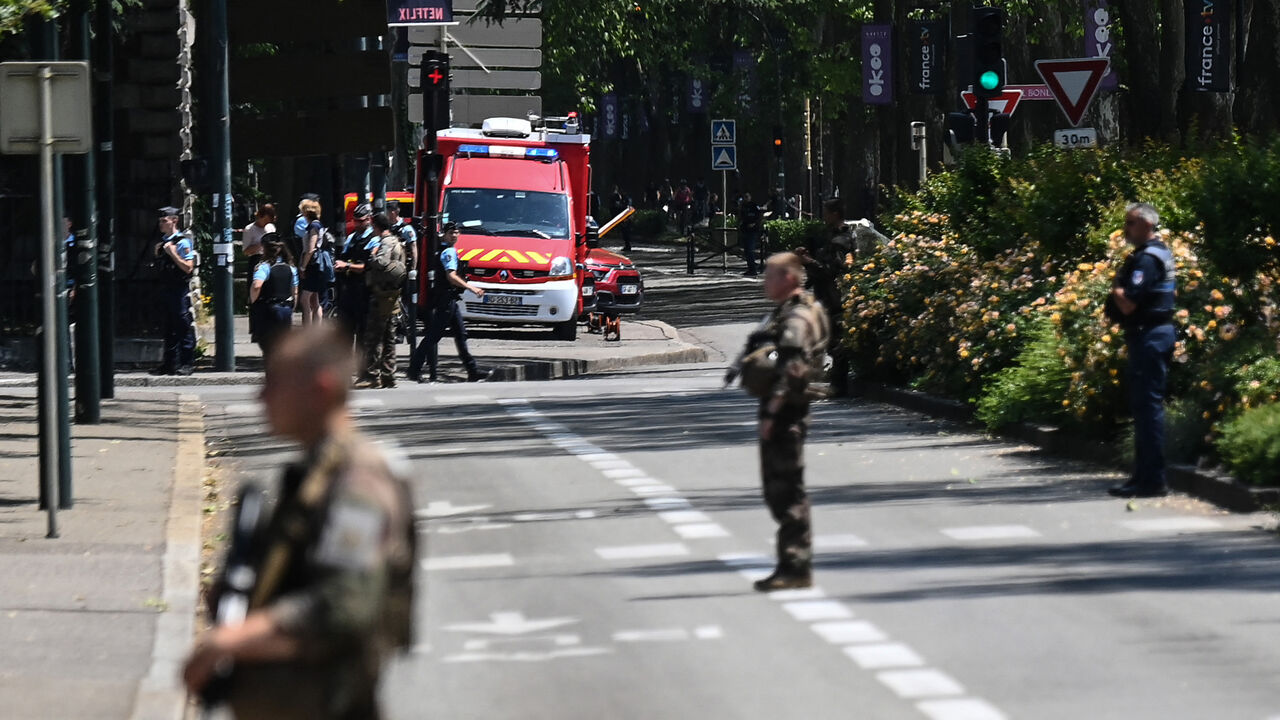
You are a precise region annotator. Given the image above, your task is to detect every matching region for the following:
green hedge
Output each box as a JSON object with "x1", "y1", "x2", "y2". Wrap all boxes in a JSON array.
[
  {"x1": 764, "y1": 219, "x2": 825, "y2": 253},
  {"x1": 629, "y1": 210, "x2": 668, "y2": 237},
  {"x1": 850, "y1": 136, "x2": 1280, "y2": 484}
]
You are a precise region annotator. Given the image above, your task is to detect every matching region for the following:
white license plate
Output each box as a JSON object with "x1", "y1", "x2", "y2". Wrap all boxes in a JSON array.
[
  {"x1": 483, "y1": 294, "x2": 523, "y2": 306},
  {"x1": 620, "y1": 284, "x2": 638, "y2": 295}
]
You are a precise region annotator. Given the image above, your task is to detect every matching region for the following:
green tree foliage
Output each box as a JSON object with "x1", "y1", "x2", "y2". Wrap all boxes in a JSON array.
[{"x1": 0, "y1": 0, "x2": 62, "y2": 39}]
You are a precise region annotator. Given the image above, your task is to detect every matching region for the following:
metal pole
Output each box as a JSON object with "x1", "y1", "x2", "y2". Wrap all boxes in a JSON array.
[
  {"x1": 975, "y1": 97, "x2": 990, "y2": 146},
  {"x1": 38, "y1": 65, "x2": 60, "y2": 538},
  {"x1": 210, "y1": 0, "x2": 235, "y2": 371},
  {"x1": 721, "y1": 171, "x2": 728, "y2": 273},
  {"x1": 803, "y1": 97, "x2": 813, "y2": 216},
  {"x1": 94, "y1": 0, "x2": 116, "y2": 399},
  {"x1": 71, "y1": 0, "x2": 101, "y2": 425}
]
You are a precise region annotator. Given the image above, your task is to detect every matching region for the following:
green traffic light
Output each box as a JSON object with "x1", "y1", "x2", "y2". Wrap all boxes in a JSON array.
[{"x1": 979, "y1": 70, "x2": 1001, "y2": 91}]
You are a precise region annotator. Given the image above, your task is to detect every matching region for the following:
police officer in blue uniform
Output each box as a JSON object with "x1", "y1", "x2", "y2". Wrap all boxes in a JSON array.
[
  {"x1": 387, "y1": 200, "x2": 418, "y2": 353},
  {"x1": 1106, "y1": 202, "x2": 1177, "y2": 498},
  {"x1": 334, "y1": 204, "x2": 376, "y2": 352},
  {"x1": 152, "y1": 206, "x2": 196, "y2": 376},
  {"x1": 406, "y1": 223, "x2": 489, "y2": 383}
]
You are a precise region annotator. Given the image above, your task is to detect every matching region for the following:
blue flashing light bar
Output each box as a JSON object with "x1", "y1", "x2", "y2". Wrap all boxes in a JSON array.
[{"x1": 457, "y1": 144, "x2": 559, "y2": 161}]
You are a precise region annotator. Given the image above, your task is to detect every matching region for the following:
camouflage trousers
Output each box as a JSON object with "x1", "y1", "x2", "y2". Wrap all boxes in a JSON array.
[
  {"x1": 759, "y1": 411, "x2": 812, "y2": 576},
  {"x1": 360, "y1": 294, "x2": 399, "y2": 383}
]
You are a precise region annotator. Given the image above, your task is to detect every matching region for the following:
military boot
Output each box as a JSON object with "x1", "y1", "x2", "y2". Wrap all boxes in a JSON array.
[{"x1": 753, "y1": 570, "x2": 813, "y2": 592}]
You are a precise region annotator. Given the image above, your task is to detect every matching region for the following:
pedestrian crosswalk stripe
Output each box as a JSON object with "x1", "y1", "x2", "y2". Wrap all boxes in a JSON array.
[
  {"x1": 595, "y1": 543, "x2": 689, "y2": 560},
  {"x1": 422, "y1": 553, "x2": 514, "y2": 571},
  {"x1": 658, "y1": 510, "x2": 711, "y2": 525},
  {"x1": 941, "y1": 525, "x2": 1040, "y2": 541},
  {"x1": 673, "y1": 523, "x2": 730, "y2": 539}
]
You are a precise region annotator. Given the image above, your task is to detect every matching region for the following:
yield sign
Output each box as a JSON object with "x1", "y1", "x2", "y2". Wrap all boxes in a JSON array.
[
  {"x1": 960, "y1": 89, "x2": 1024, "y2": 117},
  {"x1": 1034, "y1": 58, "x2": 1111, "y2": 127}
]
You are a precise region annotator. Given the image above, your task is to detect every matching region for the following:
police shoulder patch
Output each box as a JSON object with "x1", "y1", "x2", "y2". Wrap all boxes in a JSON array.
[
  {"x1": 1131, "y1": 269, "x2": 1144, "y2": 286},
  {"x1": 315, "y1": 498, "x2": 385, "y2": 571}
]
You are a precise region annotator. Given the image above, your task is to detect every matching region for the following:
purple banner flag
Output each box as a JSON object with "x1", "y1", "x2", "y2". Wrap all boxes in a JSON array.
[
  {"x1": 601, "y1": 93, "x2": 619, "y2": 139},
  {"x1": 862, "y1": 24, "x2": 894, "y2": 105},
  {"x1": 1084, "y1": 1, "x2": 1119, "y2": 91},
  {"x1": 687, "y1": 77, "x2": 709, "y2": 114}
]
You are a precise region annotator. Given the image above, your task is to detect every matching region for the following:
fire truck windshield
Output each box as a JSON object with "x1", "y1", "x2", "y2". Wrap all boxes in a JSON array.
[{"x1": 442, "y1": 188, "x2": 571, "y2": 240}]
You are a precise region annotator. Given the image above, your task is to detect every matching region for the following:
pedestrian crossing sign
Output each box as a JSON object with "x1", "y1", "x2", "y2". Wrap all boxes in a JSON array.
[
  {"x1": 711, "y1": 146, "x2": 737, "y2": 171},
  {"x1": 711, "y1": 119, "x2": 736, "y2": 145}
]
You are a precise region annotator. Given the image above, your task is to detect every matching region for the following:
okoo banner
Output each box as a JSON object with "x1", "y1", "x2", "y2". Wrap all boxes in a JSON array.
[
  {"x1": 907, "y1": 20, "x2": 944, "y2": 96},
  {"x1": 1084, "y1": 1, "x2": 1119, "y2": 91},
  {"x1": 862, "y1": 23, "x2": 893, "y2": 105},
  {"x1": 387, "y1": 0, "x2": 453, "y2": 26},
  {"x1": 1186, "y1": 0, "x2": 1231, "y2": 92}
]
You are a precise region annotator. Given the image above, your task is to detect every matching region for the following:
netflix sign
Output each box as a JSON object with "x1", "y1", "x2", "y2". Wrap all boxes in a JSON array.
[{"x1": 387, "y1": 0, "x2": 453, "y2": 26}]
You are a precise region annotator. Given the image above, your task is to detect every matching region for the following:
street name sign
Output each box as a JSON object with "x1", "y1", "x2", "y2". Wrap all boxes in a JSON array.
[
  {"x1": 712, "y1": 146, "x2": 737, "y2": 171},
  {"x1": 1034, "y1": 58, "x2": 1111, "y2": 127},
  {"x1": 711, "y1": 119, "x2": 736, "y2": 145},
  {"x1": 1054, "y1": 128, "x2": 1098, "y2": 149},
  {"x1": 1003, "y1": 83, "x2": 1056, "y2": 101},
  {"x1": 960, "y1": 89, "x2": 1024, "y2": 116}
]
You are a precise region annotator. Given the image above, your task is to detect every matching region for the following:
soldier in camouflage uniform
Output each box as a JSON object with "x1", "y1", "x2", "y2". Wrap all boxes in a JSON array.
[
  {"x1": 797, "y1": 198, "x2": 854, "y2": 396},
  {"x1": 751, "y1": 252, "x2": 830, "y2": 591},
  {"x1": 355, "y1": 213, "x2": 407, "y2": 389},
  {"x1": 183, "y1": 326, "x2": 415, "y2": 719}
]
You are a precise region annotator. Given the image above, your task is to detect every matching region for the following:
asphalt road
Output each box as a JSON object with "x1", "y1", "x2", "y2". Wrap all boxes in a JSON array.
[{"x1": 191, "y1": 367, "x2": 1280, "y2": 720}]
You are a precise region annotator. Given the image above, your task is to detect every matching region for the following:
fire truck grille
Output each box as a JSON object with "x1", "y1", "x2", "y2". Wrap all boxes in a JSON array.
[{"x1": 465, "y1": 303, "x2": 540, "y2": 317}]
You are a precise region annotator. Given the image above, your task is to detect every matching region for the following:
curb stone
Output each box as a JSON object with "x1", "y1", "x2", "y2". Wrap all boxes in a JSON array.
[
  {"x1": 129, "y1": 394, "x2": 204, "y2": 720},
  {"x1": 851, "y1": 381, "x2": 1280, "y2": 513}
]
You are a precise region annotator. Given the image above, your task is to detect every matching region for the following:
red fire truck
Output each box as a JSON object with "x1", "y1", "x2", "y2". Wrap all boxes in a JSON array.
[{"x1": 414, "y1": 115, "x2": 601, "y2": 340}]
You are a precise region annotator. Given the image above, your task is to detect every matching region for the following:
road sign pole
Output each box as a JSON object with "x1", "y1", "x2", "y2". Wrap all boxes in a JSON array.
[
  {"x1": 94, "y1": 0, "x2": 116, "y2": 399},
  {"x1": 210, "y1": 0, "x2": 235, "y2": 372},
  {"x1": 37, "y1": 63, "x2": 60, "y2": 538},
  {"x1": 976, "y1": 97, "x2": 990, "y2": 145},
  {"x1": 70, "y1": 0, "x2": 101, "y2": 426},
  {"x1": 722, "y1": 171, "x2": 728, "y2": 273}
]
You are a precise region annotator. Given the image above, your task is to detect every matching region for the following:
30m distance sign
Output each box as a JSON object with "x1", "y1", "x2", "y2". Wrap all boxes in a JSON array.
[{"x1": 1055, "y1": 127, "x2": 1098, "y2": 149}]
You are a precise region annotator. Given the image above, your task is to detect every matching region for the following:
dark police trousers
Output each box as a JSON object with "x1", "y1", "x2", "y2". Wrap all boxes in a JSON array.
[
  {"x1": 160, "y1": 284, "x2": 195, "y2": 369},
  {"x1": 1126, "y1": 324, "x2": 1175, "y2": 490},
  {"x1": 760, "y1": 407, "x2": 813, "y2": 576},
  {"x1": 408, "y1": 297, "x2": 478, "y2": 380}
]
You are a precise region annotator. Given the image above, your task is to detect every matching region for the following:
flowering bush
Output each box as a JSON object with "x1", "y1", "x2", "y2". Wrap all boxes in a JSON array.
[{"x1": 850, "y1": 139, "x2": 1280, "y2": 482}]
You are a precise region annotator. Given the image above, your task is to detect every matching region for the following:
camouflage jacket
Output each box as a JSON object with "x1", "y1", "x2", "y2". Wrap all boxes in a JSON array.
[
  {"x1": 230, "y1": 428, "x2": 415, "y2": 720},
  {"x1": 762, "y1": 291, "x2": 830, "y2": 409}
]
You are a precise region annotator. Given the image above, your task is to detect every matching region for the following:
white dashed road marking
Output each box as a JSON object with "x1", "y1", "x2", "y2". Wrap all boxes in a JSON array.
[
  {"x1": 815, "y1": 533, "x2": 869, "y2": 549},
  {"x1": 877, "y1": 669, "x2": 966, "y2": 699},
  {"x1": 810, "y1": 620, "x2": 888, "y2": 645},
  {"x1": 782, "y1": 601, "x2": 854, "y2": 622},
  {"x1": 916, "y1": 698, "x2": 1008, "y2": 720},
  {"x1": 844, "y1": 643, "x2": 926, "y2": 670},
  {"x1": 658, "y1": 510, "x2": 712, "y2": 525}
]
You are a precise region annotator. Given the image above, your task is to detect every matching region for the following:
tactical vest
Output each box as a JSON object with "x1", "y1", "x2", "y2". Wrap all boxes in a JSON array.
[
  {"x1": 740, "y1": 294, "x2": 830, "y2": 398},
  {"x1": 366, "y1": 237, "x2": 407, "y2": 298},
  {"x1": 1132, "y1": 242, "x2": 1176, "y2": 326},
  {"x1": 256, "y1": 262, "x2": 294, "y2": 304}
]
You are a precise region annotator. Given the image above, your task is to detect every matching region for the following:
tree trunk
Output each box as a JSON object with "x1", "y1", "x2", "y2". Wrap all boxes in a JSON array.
[{"x1": 1117, "y1": 1, "x2": 1163, "y2": 140}]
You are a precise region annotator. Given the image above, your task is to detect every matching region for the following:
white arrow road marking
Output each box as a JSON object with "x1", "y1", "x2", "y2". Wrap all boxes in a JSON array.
[
  {"x1": 442, "y1": 647, "x2": 611, "y2": 663},
  {"x1": 444, "y1": 611, "x2": 579, "y2": 636},
  {"x1": 416, "y1": 501, "x2": 493, "y2": 519}
]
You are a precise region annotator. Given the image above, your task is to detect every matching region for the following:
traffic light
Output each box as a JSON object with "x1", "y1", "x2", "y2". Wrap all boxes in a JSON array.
[
  {"x1": 772, "y1": 125, "x2": 784, "y2": 158},
  {"x1": 945, "y1": 111, "x2": 976, "y2": 152},
  {"x1": 420, "y1": 51, "x2": 450, "y2": 135},
  {"x1": 989, "y1": 113, "x2": 1011, "y2": 147},
  {"x1": 971, "y1": 7, "x2": 1005, "y2": 99}
]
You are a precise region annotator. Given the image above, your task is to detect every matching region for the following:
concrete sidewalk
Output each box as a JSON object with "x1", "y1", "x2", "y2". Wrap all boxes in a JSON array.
[{"x1": 0, "y1": 389, "x2": 203, "y2": 720}]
